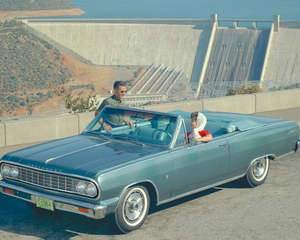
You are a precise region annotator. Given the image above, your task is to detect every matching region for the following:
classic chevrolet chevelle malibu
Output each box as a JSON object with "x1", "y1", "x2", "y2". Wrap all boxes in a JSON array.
[{"x1": 1, "y1": 106, "x2": 299, "y2": 233}]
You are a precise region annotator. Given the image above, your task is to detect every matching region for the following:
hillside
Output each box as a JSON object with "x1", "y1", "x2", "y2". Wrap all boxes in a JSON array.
[
  {"x1": 0, "y1": 21, "x2": 73, "y2": 92},
  {"x1": 0, "y1": 0, "x2": 76, "y2": 11},
  {"x1": 0, "y1": 21, "x2": 139, "y2": 118},
  {"x1": 0, "y1": 20, "x2": 73, "y2": 116},
  {"x1": 0, "y1": 0, "x2": 84, "y2": 19}
]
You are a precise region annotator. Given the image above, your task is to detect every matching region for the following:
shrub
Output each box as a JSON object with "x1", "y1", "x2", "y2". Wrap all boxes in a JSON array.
[
  {"x1": 7, "y1": 94, "x2": 21, "y2": 103},
  {"x1": 227, "y1": 84, "x2": 262, "y2": 96},
  {"x1": 50, "y1": 81, "x2": 99, "y2": 113}
]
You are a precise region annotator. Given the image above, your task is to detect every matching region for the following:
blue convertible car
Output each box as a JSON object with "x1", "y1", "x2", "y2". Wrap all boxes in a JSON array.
[{"x1": 0, "y1": 106, "x2": 299, "y2": 233}]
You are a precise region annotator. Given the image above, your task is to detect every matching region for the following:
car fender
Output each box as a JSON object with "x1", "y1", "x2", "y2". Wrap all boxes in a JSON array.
[
  {"x1": 244, "y1": 154, "x2": 276, "y2": 174},
  {"x1": 113, "y1": 180, "x2": 160, "y2": 213}
]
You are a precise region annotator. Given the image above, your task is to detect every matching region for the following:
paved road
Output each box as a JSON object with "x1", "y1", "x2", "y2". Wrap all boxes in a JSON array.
[
  {"x1": 1, "y1": 151, "x2": 300, "y2": 240},
  {"x1": 1, "y1": 108, "x2": 300, "y2": 240}
]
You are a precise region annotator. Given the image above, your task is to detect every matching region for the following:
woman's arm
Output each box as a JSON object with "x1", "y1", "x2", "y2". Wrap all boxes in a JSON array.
[{"x1": 196, "y1": 134, "x2": 213, "y2": 142}]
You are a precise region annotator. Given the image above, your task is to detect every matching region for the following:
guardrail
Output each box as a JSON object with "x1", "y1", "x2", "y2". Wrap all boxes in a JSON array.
[{"x1": 1, "y1": 88, "x2": 300, "y2": 147}]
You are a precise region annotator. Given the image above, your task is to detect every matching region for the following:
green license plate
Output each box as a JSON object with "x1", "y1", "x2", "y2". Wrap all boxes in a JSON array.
[{"x1": 36, "y1": 196, "x2": 54, "y2": 211}]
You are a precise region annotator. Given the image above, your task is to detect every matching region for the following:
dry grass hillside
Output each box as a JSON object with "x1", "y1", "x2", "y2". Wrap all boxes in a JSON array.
[
  {"x1": 0, "y1": 21, "x2": 143, "y2": 117},
  {"x1": 0, "y1": 8, "x2": 84, "y2": 19},
  {"x1": 31, "y1": 56, "x2": 116, "y2": 116},
  {"x1": 1, "y1": 52, "x2": 141, "y2": 117}
]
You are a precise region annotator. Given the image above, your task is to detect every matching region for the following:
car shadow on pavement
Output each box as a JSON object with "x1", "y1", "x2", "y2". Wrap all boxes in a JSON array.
[
  {"x1": 216, "y1": 177, "x2": 249, "y2": 189},
  {"x1": 149, "y1": 178, "x2": 248, "y2": 215},
  {"x1": 0, "y1": 194, "x2": 117, "y2": 238},
  {"x1": 149, "y1": 187, "x2": 221, "y2": 215},
  {"x1": 0, "y1": 178, "x2": 249, "y2": 238}
]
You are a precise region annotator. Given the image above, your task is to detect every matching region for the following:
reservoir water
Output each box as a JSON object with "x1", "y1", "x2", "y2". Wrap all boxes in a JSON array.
[{"x1": 61, "y1": 0, "x2": 300, "y2": 20}]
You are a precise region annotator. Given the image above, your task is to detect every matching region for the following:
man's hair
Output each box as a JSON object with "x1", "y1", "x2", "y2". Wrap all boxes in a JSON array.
[
  {"x1": 191, "y1": 112, "x2": 198, "y2": 120},
  {"x1": 113, "y1": 81, "x2": 126, "y2": 89}
]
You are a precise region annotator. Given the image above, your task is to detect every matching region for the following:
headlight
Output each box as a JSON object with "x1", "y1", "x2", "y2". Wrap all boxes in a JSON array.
[
  {"x1": 76, "y1": 181, "x2": 87, "y2": 193},
  {"x1": 2, "y1": 165, "x2": 11, "y2": 177},
  {"x1": 11, "y1": 167, "x2": 19, "y2": 178},
  {"x1": 87, "y1": 183, "x2": 97, "y2": 196}
]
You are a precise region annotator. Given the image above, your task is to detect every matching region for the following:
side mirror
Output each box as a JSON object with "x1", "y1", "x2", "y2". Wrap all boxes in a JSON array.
[{"x1": 189, "y1": 137, "x2": 197, "y2": 146}]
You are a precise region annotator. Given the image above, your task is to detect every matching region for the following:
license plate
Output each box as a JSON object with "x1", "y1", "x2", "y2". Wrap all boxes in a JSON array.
[{"x1": 36, "y1": 196, "x2": 54, "y2": 211}]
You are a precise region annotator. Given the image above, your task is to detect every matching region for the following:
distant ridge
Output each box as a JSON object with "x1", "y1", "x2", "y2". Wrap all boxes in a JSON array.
[{"x1": 0, "y1": 0, "x2": 76, "y2": 11}]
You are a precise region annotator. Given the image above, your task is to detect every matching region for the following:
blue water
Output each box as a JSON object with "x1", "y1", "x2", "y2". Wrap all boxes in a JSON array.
[{"x1": 61, "y1": 0, "x2": 300, "y2": 20}]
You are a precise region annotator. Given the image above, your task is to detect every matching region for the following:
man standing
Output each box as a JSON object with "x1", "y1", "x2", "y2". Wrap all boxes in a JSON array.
[{"x1": 95, "y1": 81, "x2": 133, "y2": 132}]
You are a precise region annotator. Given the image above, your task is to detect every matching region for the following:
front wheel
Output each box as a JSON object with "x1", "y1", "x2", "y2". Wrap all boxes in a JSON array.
[
  {"x1": 114, "y1": 185, "x2": 150, "y2": 233},
  {"x1": 245, "y1": 157, "x2": 270, "y2": 187}
]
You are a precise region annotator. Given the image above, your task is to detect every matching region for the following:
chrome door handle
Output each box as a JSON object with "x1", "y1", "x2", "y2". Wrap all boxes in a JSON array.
[{"x1": 218, "y1": 144, "x2": 228, "y2": 147}]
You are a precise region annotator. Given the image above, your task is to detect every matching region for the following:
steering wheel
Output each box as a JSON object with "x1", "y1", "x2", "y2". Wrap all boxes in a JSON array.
[{"x1": 152, "y1": 129, "x2": 172, "y2": 140}]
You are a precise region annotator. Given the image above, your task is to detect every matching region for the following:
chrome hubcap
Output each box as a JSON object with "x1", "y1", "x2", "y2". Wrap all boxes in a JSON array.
[
  {"x1": 124, "y1": 191, "x2": 144, "y2": 223},
  {"x1": 253, "y1": 158, "x2": 266, "y2": 179}
]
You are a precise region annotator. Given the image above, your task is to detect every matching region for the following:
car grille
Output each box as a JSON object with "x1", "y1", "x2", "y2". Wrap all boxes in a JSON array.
[
  {"x1": 18, "y1": 167, "x2": 75, "y2": 192},
  {"x1": 3, "y1": 165, "x2": 95, "y2": 197}
]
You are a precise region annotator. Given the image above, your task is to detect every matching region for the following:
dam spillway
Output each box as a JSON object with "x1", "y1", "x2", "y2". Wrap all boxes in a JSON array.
[
  {"x1": 24, "y1": 15, "x2": 300, "y2": 99},
  {"x1": 201, "y1": 28, "x2": 270, "y2": 97}
]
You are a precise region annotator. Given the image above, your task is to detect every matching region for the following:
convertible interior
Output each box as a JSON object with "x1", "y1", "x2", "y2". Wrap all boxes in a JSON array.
[{"x1": 87, "y1": 107, "x2": 265, "y2": 146}]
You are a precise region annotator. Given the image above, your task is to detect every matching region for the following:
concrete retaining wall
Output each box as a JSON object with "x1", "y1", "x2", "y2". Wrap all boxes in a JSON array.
[
  {"x1": 142, "y1": 100, "x2": 203, "y2": 112},
  {"x1": 1, "y1": 88, "x2": 300, "y2": 147},
  {"x1": 255, "y1": 89, "x2": 300, "y2": 112},
  {"x1": 202, "y1": 94, "x2": 256, "y2": 113},
  {"x1": 78, "y1": 112, "x2": 95, "y2": 133},
  {"x1": 0, "y1": 124, "x2": 4, "y2": 147}
]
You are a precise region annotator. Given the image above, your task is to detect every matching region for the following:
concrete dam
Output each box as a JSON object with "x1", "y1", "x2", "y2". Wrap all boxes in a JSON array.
[{"x1": 24, "y1": 14, "x2": 300, "y2": 101}]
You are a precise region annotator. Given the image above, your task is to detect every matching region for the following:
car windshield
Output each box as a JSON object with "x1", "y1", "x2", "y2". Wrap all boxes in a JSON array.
[{"x1": 84, "y1": 106, "x2": 178, "y2": 146}]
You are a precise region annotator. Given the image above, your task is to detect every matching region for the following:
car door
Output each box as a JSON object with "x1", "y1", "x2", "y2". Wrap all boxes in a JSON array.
[{"x1": 170, "y1": 120, "x2": 230, "y2": 198}]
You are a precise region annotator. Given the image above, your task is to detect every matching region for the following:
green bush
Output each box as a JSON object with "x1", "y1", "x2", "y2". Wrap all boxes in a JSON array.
[
  {"x1": 50, "y1": 81, "x2": 99, "y2": 113},
  {"x1": 7, "y1": 94, "x2": 21, "y2": 103},
  {"x1": 227, "y1": 84, "x2": 262, "y2": 96},
  {"x1": 269, "y1": 83, "x2": 300, "y2": 91}
]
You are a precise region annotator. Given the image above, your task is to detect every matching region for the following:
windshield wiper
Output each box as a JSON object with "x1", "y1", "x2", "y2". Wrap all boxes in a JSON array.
[
  {"x1": 86, "y1": 131, "x2": 110, "y2": 140},
  {"x1": 112, "y1": 136, "x2": 145, "y2": 147}
]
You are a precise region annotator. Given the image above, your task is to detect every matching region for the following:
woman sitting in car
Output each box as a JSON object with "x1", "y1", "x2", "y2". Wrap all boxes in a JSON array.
[{"x1": 187, "y1": 112, "x2": 213, "y2": 143}]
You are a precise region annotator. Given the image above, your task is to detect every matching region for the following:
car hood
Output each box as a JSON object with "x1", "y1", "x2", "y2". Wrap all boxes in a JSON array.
[{"x1": 2, "y1": 134, "x2": 164, "y2": 178}]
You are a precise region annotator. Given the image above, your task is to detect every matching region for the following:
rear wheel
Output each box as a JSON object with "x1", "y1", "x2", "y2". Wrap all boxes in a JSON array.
[
  {"x1": 114, "y1": 185, "x2": 150, "y2": 233},
  {"x1": 245, "y1": 157, "x2": 270, "y2": 187}
]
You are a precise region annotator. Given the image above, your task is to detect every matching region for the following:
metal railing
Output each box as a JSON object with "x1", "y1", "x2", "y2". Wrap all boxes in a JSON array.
[{"x1": 198, "y1": 80, "x2": 300, "y2": 99}]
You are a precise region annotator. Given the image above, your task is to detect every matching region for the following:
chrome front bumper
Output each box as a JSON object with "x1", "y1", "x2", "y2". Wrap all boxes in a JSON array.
[{"x1": 0, "y1": 180, "x2": 107, "y2": 219}]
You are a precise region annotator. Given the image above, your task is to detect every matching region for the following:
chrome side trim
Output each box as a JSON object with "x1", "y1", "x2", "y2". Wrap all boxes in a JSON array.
[
  {"x1": 243, "y1": 151, "x2": 295, "y2": 176},
  {"x1": 274, "y1": 150, "x2": 295, "y2": 159},
  {"x1": 157, "y1": 174, "x2": 244, "y2": 206},
  {"x1": 0, "y1": 180, "x2": 106, "y2": 219},
  {"x1": 170, "y1": 138, "x2": 226, "y2": 154}
]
